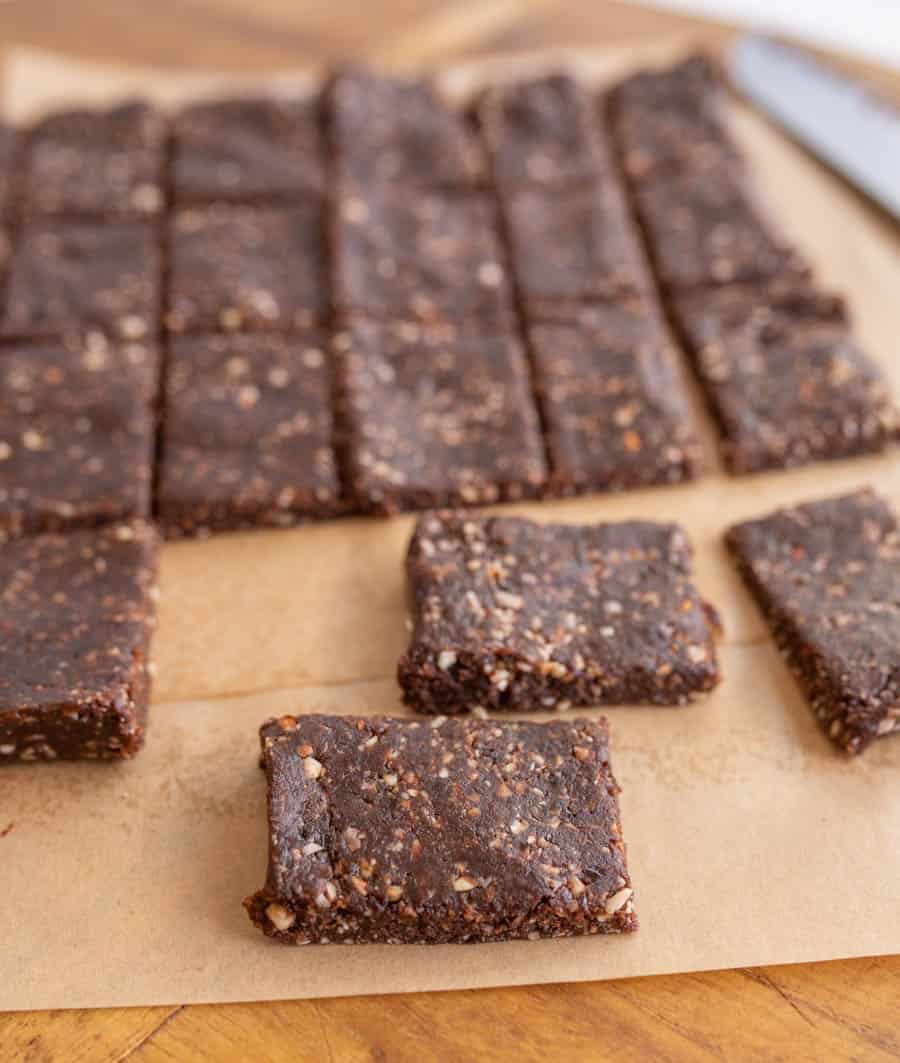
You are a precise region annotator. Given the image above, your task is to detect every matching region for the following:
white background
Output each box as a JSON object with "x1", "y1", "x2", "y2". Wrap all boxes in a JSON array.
[{"x1": 632, "y1": 0, "x2": 900, "y2": 69}]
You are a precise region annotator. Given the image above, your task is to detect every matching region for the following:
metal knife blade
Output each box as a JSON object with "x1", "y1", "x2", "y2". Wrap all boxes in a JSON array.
[{"x1": 730, "y1": 35, "x2": 900, "y2": 221}]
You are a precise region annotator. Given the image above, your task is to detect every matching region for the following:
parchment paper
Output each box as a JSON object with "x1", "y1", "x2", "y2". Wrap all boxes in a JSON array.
[{"x1": 1, "y1": 44, "x2": 899, "y2": 1013}]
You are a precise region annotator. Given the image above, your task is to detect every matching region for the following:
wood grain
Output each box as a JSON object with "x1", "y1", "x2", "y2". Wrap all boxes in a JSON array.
[{"x1": 1, "y1": 1, "x2": 897, "y2": 1059}]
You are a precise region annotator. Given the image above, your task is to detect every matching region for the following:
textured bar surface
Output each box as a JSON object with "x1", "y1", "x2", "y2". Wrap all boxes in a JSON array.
[
  {"x1": 336, "y1": 320, "x2": 547, "y2": 513},
  {"x1": 167, "y1": 203, "x2": 326, "y2": 333},
  {"x1": 173, "y1": 96, "x2": 324, "y2": 203},
  {"x1": 245, "y1": 713, "x2": 636, "y2": 944},
  {"x1": 726, "y1": 489, "x2": 900, "y2": 754},
  {"x1": 0, "y1": 340, "x2": 157, "y2": 536},
  {"x1": 20, "y1": 101, "x2": 166, "y2": 218},
  {"x1": 528, "y1": 301, "x2": 701, "y2": 493},
  {"x1": 1, "y1": 220, "x2": 160, "y2": 341},
  {"x1": 0, "y1": 520, "x2": 159, "y2": 762},
  {"x1": 671, "y1": 284, "x2": 898, "y2": 472},
  {"x1": 399, "y1": 511, "x2": 721, "y2": 713},
  {"x1": 158, "y1": 332, "x2": 341, "y2": 536}
]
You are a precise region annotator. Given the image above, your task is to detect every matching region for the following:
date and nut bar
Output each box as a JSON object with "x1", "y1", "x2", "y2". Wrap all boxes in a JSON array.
[
  {"x1": 0, "y1": 520, "x2": 159, "y2": 762},
  {"x1": 245, "y1": 713, "x2": 636, "y2": 944},
  {"x1": 399, "y1": 511, "x2": 721, "y2": 714},
  {"x1": 726, "y1": 489, "x2": 900, "y2": 754}
]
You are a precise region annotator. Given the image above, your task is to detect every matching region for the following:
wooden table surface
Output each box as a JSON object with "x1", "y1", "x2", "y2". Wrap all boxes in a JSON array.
[{"x1": 2, "y1": 2, "x2": 898, "y2": 1059}]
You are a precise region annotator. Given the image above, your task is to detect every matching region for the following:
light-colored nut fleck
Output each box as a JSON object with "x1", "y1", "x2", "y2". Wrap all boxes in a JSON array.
[
  {"x1": 302, "y1": 842, "x2": 324, "y2": 856},
  {"x1": 568, "y1": 875, "x2": 586, "y2": 897},
  {"x1": 343, "y1": 826, "x2": 362, "y2": 852},
  {"x1": 266, "y1": 903, "x2": 295, "y2": 931},
  {"x1": 351, "y1": 875, "x2": 368, "y2": 895},
  {"x1": 0, "y1": 442, "x2": 11, "y2": 461},
  {"x1": 437, "y1": 650, "x2": 457, "y2": 671},
  {"x1": 605, "y1": 887, "x2": 633, "y2": 914},
  {"x1": 509, "y1": 818, "x2": 527, "y2": 835},
  {"x1": 385, "y1": 884, "x2": 404, "y2": 901},
  {"x1": 453, "y1": 876, "x2": 477, "y2": 892},
  {"x1": 302, "y1": 756, "x2": 324, "y2": 779}
]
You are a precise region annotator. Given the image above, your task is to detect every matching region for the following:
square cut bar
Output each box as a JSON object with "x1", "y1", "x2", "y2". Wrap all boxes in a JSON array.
[
  {"x1": 245, "y1": 713, "x2": 637, "y2": 944},
  {"x1": 0, "y1": 340, "x2": 157, "y2": 536},
  {"x1": 20, "y1": 101, "x2": 166, "y2": 218},
  {"x1": 607, "y1": 55, "x2": 739, "y2": 182},
  {"x1": 726, "y1": 489, "x2": 900, "y2": 754},
  {"x1": 399, "y1": 511, "x2": 721, "y2": 714},
  {"x1": 671, "y1": 284, "x2": 898, "y2": 473},
  {"x1": 479, "y1": 73, "x2": 609, "y2": 187},
  {"x1": 629, "y1": 165, "x2": 809, "y2": 293},
  {"x1": 328, "y1": 67, "x2": 484, "y2": 189},
  {"x1": 335, "y1": 320, "x2": 547, "y2": 513},
  {"x1": 331, "y1": 187, "x2": 514, "y2": 327},
  {"x1": 172, "y1": 95, "x2": 324, "y2": 203},
  {"x1": 0, "y1": 520, "x2": 159, "y2": 762},
  {"x1": 501, "y1": 180, "x2": 649, "y2": 313},
  {"x1": 528, "y1": 300, "x2": 702, "y2": 494},
  {"x1": 158, "y1": 332, "x2": 342, "y2": 537},
  {"x1": 167, "y1": 203, "x2": 326, "y2": 333},
  {"x1": 0, "y1": 220, "x2": 160, "y2": 342}
]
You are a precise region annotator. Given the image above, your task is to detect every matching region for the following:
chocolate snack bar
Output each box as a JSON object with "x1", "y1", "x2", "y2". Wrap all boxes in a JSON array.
[
  {"x1": 399, "y1": 511, "x2": 721, "y2": 713},
  {"x1": 246, "y1": 713, "x2": 637, "y2": 944}
]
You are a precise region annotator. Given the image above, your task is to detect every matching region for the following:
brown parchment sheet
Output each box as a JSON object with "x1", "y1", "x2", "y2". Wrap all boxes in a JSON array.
[{"x1": 1, "y1": 44, "x2": 899, "y2": 1013}]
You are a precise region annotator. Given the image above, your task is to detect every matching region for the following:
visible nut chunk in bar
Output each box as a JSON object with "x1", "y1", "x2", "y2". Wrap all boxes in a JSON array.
[
  {"x1": 158, "y1": 332, "x2": 341, "y2": 537},
  {"x1": 726, "y1": 489, "x2": 900, "y2": 755},
  {"x1": 671, "y1": 284, "x2": 898, "y2": 473},
  {"x1": 528, "y1": 301, "x2": 701, "y2": 493},
  {"x1": 479, "y1": 73, "x2": 608, "y2": 187},
  {"x1": 245, "y1": 713, "x2": 637, "y2": 944},
  {"x1": 0, "y1": 339, "x2": 157, "y2": 536},
  {"x1": 173, "y1": 96, "x2": 324, "y2": 203},
  {"x1": 331, "y1": 187, "x2": 514, "y2": 327},
  {"x1": 0, "y1": 520, "x2": 159, "y2": 762},
  {"x1": 502, "y1": 181, "x2": 649, "y2": 313},
  {"x1": 328, "y1": 67, "x2": 484, "y2": 189},
  {"x1": 167, "y1": 203, "x2": 326, "y2": 333},
  {"x1": 399, "y1": 511, "x2": 721, "y2": 714},
  {"x1": 335, "y1": 320, "x2": 547, "y2": 513},
  {"x1": 20, "y1": 101, "x2": 166, "y2": 218},
  {"x1": 1, "y1": 220, "x2": 160, "y2": 342},
  {"x1": 631, "y1": 166, "x2": 808, "y2": 292}
]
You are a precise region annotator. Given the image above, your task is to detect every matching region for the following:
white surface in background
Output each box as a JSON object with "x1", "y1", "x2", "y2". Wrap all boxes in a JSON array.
[{"x1": 631, "y1": 0, "x2": 900, "y2": 69}]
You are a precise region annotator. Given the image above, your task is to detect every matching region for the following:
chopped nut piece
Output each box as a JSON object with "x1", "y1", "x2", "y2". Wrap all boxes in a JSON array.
[{"x1": 266, "y1": 903, "x2": 296, "y2": 931}]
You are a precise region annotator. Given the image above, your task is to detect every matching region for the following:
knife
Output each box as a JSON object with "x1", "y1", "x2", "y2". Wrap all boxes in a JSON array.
[{"x1": 729, "y1": 35, "x2": 900, "y2": 221}]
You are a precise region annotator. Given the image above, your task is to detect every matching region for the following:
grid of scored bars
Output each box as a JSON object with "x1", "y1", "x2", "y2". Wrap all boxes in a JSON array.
[{"x1": 0, "y1": 55, "x2": 895, "y2": 541}]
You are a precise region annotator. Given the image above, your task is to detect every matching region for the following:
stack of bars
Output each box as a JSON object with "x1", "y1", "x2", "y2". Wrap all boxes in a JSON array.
[{"x1": 0, "y1": 56, "x2": 894, "y2": 540}]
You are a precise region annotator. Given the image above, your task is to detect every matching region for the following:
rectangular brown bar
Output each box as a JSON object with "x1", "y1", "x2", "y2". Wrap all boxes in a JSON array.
[
  {"x1": 157, "y1": 332, "x2": 343, "y2": 536},
  {"x1": 399, "y1": 511, "x2": 721, "y2": 713},
  {"x1": 479, "y1": 73, "x2": 608, "y2": 187},
  {"x1": 328, "y1": 67, "x2": 484, "y2": 190},
  {"x1": 726, "y1": 489, "x2": 900, "y2": 754},
  {"x1": 167, "y1": 203, "x2": 326, "y2": 333},
  {"x1": 245, "y1": 713, "x2": 637, "y2": 944},
  {"x1": 172, "y1": 95, "x2": 324, "y2": 203},
  {"x1": 628, "y1": 165, "x2": 809, "y2": 293},
  {"x1": 0, "y1": 520, "x2": 159, "y2": 762},
  {"x1": 607, "y1": 54, "x2": 739, "y2": 182},
  {"x1": 1, "y1": 220, "x2": 161, "y2": 342},
  {"x1": 527, "y1": 300, "x2": 701, "y2": 494},
  {"x1": 331, "y1": 185, "x2": 515, "y2": 327},
  {"x1": 670, "y1": 284, "x2": 898, "y2": 473},
  {"x1": 20, "y1": 101, "x2": 167, "y2": 219},
  {"x1": 0, "y1": 339, "x2": 157, "y2": 536},
  {"x1": 500, "y1": 180, "x2": 649, "y2": 313},
  {"x1": 335, "y1": 319, "x2": 547, "y2": 513}
]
